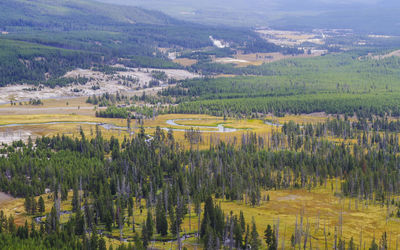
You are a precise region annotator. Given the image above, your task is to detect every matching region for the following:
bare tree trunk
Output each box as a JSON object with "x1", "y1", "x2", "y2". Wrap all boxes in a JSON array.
[
  {"x1": 324, "y1": 222, "x2": 328, "y2": 250},
  {"x1": 281, "y1": 225, "x2": 286, "y2": 250},
  {"x1": 177, "y1": 197, "x2": 182, "y2": 250},
  {"x1": 303, "y1": 222, "x2": 309, "y2": 250},
  {"x1": 275, "y1": 217, "x2": 280, "y2": 248},
  {"x1": 188, "y1": 199, "x2": 191, "y2": 232},
  {"x1": 230, "y1": 216, "x2": 234, "y2": 250},
  {"x1": 334, "y1": 227, "x2": 338, "y2": 250},
  {"x1": 197, "y1": 212, "x2": 201, "y2": 243}
]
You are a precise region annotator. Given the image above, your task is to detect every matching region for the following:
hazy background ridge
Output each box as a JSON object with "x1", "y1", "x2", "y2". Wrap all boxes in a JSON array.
[{"x1": 96, "y1": 0, "x2": 400, "y2": 34}]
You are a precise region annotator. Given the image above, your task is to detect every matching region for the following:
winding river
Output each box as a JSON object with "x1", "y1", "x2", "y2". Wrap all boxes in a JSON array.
[
  {"x1": 0, "y1": 121, "x2": 126, "y2": 130},
  {"x1": 165, "y1": 119, "x2": 237, "y2": 132},
  {"x1": 0, "y1": 119, "x2": 284, "y2": 138},
  {"x1": 0, "y1": 119, "x2": 241, "y2": 134}
]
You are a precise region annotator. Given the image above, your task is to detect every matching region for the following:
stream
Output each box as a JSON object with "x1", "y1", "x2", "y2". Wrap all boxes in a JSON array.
[
  {"x1": 165, "y1": 119, "x2": 237, "y2": 132},
  {"x1": 0, "y1": 119, "x2": 242, "y2": 134},
  {"x1": 0, "y1": 121, "x2": 127, "y2": 130}
]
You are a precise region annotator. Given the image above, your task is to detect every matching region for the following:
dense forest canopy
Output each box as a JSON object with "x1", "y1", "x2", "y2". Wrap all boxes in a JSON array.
[{"x1": 161, "y1": 53, "x2": 400, "y2": 118}]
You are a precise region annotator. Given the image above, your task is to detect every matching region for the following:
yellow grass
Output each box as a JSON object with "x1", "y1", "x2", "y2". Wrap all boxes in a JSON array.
[
  {"x1": 2, "y1": 180, "x2": 399, "y2": 249},
  {"x1": 219, "y1": 180, "x2": 400, "y2": 249},
  {"x1": 173, "y1": 58, "x2": 198, "y2": 67},
  {"x1": 0, "y1": 191, "x2": 73, "y2": 226},
  {"x1": 0, "y1": 113, "x2": 338, "y2": 149}
]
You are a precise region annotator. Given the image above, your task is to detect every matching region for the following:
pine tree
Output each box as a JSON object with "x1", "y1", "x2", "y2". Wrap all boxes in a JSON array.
[
  {"x1": 24, "y1": 196, "x2": 32, "y2": 214},
  {"x1": 348, "y1": 237, "x2": 355, "y2": 250},
  {"x1": 239, "y1": 211, "x2": 246, "y2": 231},
  {"x1": 30, "y1": 220, "x2": 36, "y2": 238},
  {"x1": 250, "y1": 218, "x2": 261, "y2": 250},
  {"x1": 132, "y1": 213, "x2": 136, "y2": 233},
  {"x1": 380, "y1": 232, "x2": 387, "y2": 250},
  {"x1": 75, "y1": 209, "x2": 85, "y2": 235},
  {"x1": 156, "y1": 199, "x2": 168, "y2": 236},
  {"x1": 47, "y1": 205, "x2": 59, "y2": 233},
  {"x1": 244, "y1": 224, "x2": 250, "y2": 249},
  {"x1": 200, "y1": 196, "x2": 215, "y2": 238},
  {"x1": 98, "y1": 236, "x2": 107, "y2": 250},
  {"x1": 146, "y1": 210, "x2": 154, "y2": 239},
  {"x1": 38, "y1": 196, "x2": 45, "y2": 213},
  {"x1": 31, "y1": 197, "x2": 37, "y2": 215},
  {"x1": 90, "y1": 225, "x2": 98, "y2": 249},
  {"x1": 134, "y1": 233, "x2": 144, "y2": 250},
  {"x1": 264, "y1": 224, "x2": 273, "y2": 246},
  {"x1": 233, "y1": 217, "x2": 243, "y2": 249},
  {"x1": 72, "y1": 183, "x2": 79, "y2": 212},
  {"x1": 142, "y1": 223, "x2": 149, "y2": 248}
]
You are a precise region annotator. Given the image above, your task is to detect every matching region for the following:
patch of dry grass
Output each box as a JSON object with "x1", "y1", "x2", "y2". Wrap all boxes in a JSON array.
[
  {"x1": 2, "y1": 180, "x2": 398, "y2": 249},
  {"x1": 219, "y1": 180, "x2": 400, "y2": 249}
]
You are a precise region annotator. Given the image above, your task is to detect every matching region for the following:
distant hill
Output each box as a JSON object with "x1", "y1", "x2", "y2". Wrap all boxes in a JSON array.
[
  {"x1": 0, "y1": 0, "x2": 269, "y2": 50},
  {"x1": 0, "y1": 0, "x2": 178, "y2": 30},
  {"x1": 97, "y1": 0, "x2": 400, "y2": 35}
]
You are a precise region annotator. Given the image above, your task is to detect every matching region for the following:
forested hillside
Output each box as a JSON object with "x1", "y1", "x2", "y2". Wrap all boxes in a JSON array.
[
  {"x1": 0, "y1": 0, "x2": 279, "y2": 86},
  {"x1": 0, "y1": 39, "x2": 101, "y2": 87},
  {"x1": 162, "y1": 53, "x2": 400, "y2": 118}
]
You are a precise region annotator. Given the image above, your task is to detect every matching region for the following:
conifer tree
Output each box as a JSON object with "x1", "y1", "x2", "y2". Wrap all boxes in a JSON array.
[
  {"x1": 250, "y1": 217, "x2": 261, "y2": 250},
  {"x1": 38, "y1": 196, "x2": 45, "y2": 213}
]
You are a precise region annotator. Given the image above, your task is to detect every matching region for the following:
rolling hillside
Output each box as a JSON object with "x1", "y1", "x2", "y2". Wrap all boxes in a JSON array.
[
  {"x1": 0, "y1": 0, "x2": 178, "y2": 30},
  {"x1": 0, "y1": 0, "x2": 280, "y2": 86}
]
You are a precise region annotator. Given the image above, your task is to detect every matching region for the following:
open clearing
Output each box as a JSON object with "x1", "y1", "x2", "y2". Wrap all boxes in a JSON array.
[
  {"x1": 371, "y1": 49, "x2": 400, "y2": 60},
  {"x1": 0, "y1": 192, "x2": 14, "y2": 203},
  {"x1": 0, "y1": 66, "x2": 199, "y2": 103},
  {"x1": 255, "y1": 29, "x2": 325, "y2": 46},
  {"x1": 220, "y1": 181, "x2": 400, "y2": 249},
  {"x1": 0, "y1": 112, "x2": 330, "y2": 147},
  {"x1": 173, "y1": 58, "x2": 198, "y2": 67},
  {"x1": 214, "y1": 51, "x2": 326, "y2": 67}
]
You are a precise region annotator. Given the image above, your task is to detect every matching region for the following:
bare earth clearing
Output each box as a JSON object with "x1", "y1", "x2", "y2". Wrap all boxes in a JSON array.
[
  {"x1": 0, "y1": 66, "x2": 199, "y2": 103},
  {"x1": 371, "y1": 49, "x2": 400, "y2": 60},
  {"x1": 214, "y1": 51, "x2": 326, "y2": 67},
  {"x1": 0, "y1": 192, "x2": 14, "y2": 203},
  {"x1": 255, "y1": 29, "x2": 325, "y2": 46},
  {"x1": 0, "y1": 130, "x2": 32, "y2": 145}
]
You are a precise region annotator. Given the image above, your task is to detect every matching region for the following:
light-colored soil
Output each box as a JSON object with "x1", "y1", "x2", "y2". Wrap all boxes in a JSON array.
[
  {"x1": 0, "y1": 66, "x2": 199, "y2": 103},
  {"x1": 0, "y1": 106, "x2": 96, "y2": 115},
  {"x1": 371, "y1": 49, "x2": 400, "y2": 60},
  {"x1": 0, "y1": 130, "x2": 32, "y2": 145},
  {"x1": 256, "y1": 29, "x2": 325, "y2": 46},
  {"x1": 0, "y1": 192, "x2": 14, "y2": 203},
  {"x1": 213, "y1": 51, "x2": 326, "y2": 67}
]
